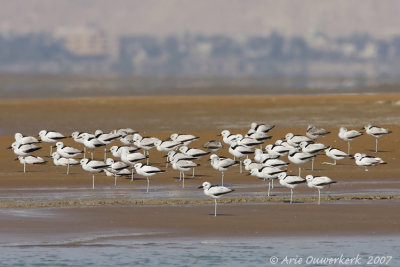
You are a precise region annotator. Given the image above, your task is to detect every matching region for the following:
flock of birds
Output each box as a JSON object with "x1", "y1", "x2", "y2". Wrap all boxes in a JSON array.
[{"x1": 8, "y1": 122, "x2": 391, "y2": 216}]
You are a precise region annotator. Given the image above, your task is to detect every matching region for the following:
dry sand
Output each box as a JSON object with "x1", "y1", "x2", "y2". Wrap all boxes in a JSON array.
[{"x1": 1, "y1": 94, "x2": 400, "y2": 240}]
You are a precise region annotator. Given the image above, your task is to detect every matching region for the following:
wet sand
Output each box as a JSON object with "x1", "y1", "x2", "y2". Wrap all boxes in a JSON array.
[{"x1": 1, "y1": 94, "x2": 400, "y2": 241}]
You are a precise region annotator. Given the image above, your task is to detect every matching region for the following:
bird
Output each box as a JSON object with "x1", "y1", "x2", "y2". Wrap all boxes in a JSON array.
[
  {"x1": 120, "y1": 147, "x2": 147, "y2": 181},
  {"x1": 236, "y1": 134, "x2": 264, "y2": 148},
  {"x1": 322, "y1": 146, "x2": 350, "y2": 165},
  {"x1": 16, "y1": 155, "x2": 46, "y2": 173},
  {"x1": 354, "y1": 153, "x2": 386, "y2": 171},
  {"x1": 265, "y1": 144, "x2": 290, "y2": 157},
  {"x1": 249, "y1": 167, "x2": 285, "y2": 196},
  {"x1": 50, "y1": 152, "x2": 79, "y2": 174},
  {"x1": 299, "y1": 141, "x2": 327, "y2": 170},
  {"x1": 277, "y1": 172, "x2": 306, "y2": 204},
  {"x1": 198, "y1": 181, "x2": 234, "y2": 217},
  {"x1": 261, "y1": 157, "x2": 289, "y2": 168},
  {"x1": 229, "y1": 141, "x2": 253, "y2": 173},
  {"x1": 285, "y1": 133, "x2": 311, "y2": 147},
  {"x1": 119, "y1": 134, "x2": 135, "y2": 145},
  {"x1": 8, "y1": 142, "x2": 41, "y2": 157},
  {"x1": 306, "y1": 124, "x2": 331, "y2": 140},
  {"x1": 217, "y1": 130, "x2": 240, "y2": 146},
  {"x1": 179, "y1": 146, "x2": 210, "y2": 158},
  {"x1": 38, "y1": 130, "x2": 67, "y2": 155},
  {"x1": 243, "y1": 158, "x2": 263, "y2": 171},
  {"x1": 209, "y1": 154, "x2": 238, "y2": 185},
  {"x1": 170, "y1": 133, "x2": 199, "y2": 146},
  {"x1": 14, "y1": 133, "x2": 40, "y2": 145},
  {"x1": 105, "y1": 158, "x2": 130, "y2": 186},
  {"x1": 202, "y1": 140, "x2": 223, "y2": 152},
  {"x1": 154, "y1": 139, "x2": 181, "y2": 153},
  {"x1": 109, "y1": 145, "x2": 140, "y2": 158},
  {"x1": 306, "y1": 175, "x2": 337, "y2": 205},
  {"x1": 245, "y1": 129, "x2": 272, "y2": 142},
  {"x1": 80, "y1": 158, "x2": 109, "y2": 189},
  {"x1": 71, "y1": 131, "x2": 88, "y2": 157},
  {"x1": 171, "y1": 158, "x2": 199, "y2": 188},
  {"x1": 288, "y1": 149, "x2": 315, "y2": 176},
  {"x1": 134, "y1": 163, "x2": 165, "y2": 193},
  {"x1": 250, "y1": 122, "x2": 275, "y2": 133},
  {"x1": 338, "y1": 127, "x2": 363, "y2": 155},
  {"x1": 55, "y1": 142, "x2": 83, "y2": 158},
  {"x1": 362, "y1": 124, "x2": 392, "y2": 153},
  {"x1": 94, "y1": 130, "x2": 122, "y2": 160},
  {"x1": 133, "y1": 134, "x2": 158, "y2": 163},
  {"x1": 81, "y1": 133, "x2": 106, "y2": 160}
]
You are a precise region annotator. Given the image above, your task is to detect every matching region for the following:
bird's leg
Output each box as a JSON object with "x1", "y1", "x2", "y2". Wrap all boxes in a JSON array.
[
  {"x1": 24, "y1": 162, "x2": 26, "y2": 173},
  {"x1": 131, "y1": 168, "x2": 134, "y2": 181},
  {"x1": 311, "y1": 157, "x2": 314, "y2": 171},
  {"x1": 104, "y1": 147, "x2": 107, "y2": 161},
  {"x1": 146, "y1": 177, "x2": 149, "y2": 193},
  {"x1": 166, "y1": 159, "x2": 168, "y2": 168},
  {"x1": 334, "y1": 159, "x2": 336, "y2": 165},
  {"x1": 179, "y1": 171, "x2": 182, "y2": 181},
  {"x1": 192, "y1": 168, "x2": 195, "y2": 178},
  {"x1": 83, "y1": 146, "x2": 86, "y2": 159},
  {"x1": 114, "y1": 174, "x2": 117, "y2": 187},
  {"x1": 146, "y1": 152, "x2": 149, "y2": 165},
  {"x1": 290, "y1": 189, "x2": 293, "y2": 204},
  {"x1": 92, "y1": 174, "x2": 95, "y2": 190},
  {"x1": 240, "y1": 159, "x2": 242, "y2": 173},
  {"x1": 298, "y1": 167, "x2": 301, "y2": 177},
  {"x1": 347, "y1": 142, "x2": 350, "y2": 155},
  {"x1": 318, "y1": 189, "x2": 321, "y2": 205},
  {"x1": 221, "y1": 172, "x2": 224, "y2": 186},
  {"x1": 376, "y1": 138, "x2": 378, "y2": 153},
  {"x1": 91, "y1": 149, "x2": 94, "y2": 160},
  {"x1": 67, "y1": 162, "x2": 70, "y2": 175},
  {"x1": 182, "y1": 172, "x2": 185, "y2": 188},
  {"x1": 271, "y1": 179, "x2": 274, "y2": 189},
  {"x1": 50, "y1": 145, "x2": 52, "y2": 156},
  {"x1": 267, "y1": 180, "x2": 270, "y2": 197},
  {"x1": 214, "y1": 199, "x2": 217, "y2": 217}
]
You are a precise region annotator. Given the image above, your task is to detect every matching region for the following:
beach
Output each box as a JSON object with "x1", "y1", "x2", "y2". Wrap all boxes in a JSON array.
[{"x1": 1, "y1": 94, "x2": 400, "y2": 265}]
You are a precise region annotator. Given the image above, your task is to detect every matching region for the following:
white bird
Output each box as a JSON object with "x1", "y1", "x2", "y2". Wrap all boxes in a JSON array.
[
  {"x1": 16, "y1": 155, "x2": 46, "y2": 173},
  {"x1": 50, "y1": 152, "x2": 79, "y2": 174},
  {"x1": 172, "y1": 158, "x2": 199, "y2": 188},
  {"x1": 306, "y1": 175, "x2": 337, "y2": 205},
  {"x1": 71, "y1": 131, "x2": 88, "y2": 157},
  {"x1": 285, "y1": 133, "x2": 311, "y2": 147},
  {"x1": 254, "y1": 149, "x2": 278, "y2": 163},
  {"x1": 55, "y1": 142, "x2": 83, "y2": 158},
  {"x1": 261, "y1": 157, "x2": 289, "y2": 168},
  {"x1": 306, "y1": 124, "x2": 330, "y2": 140},
  {"x1": 38, "y1": 130, "x2": 67, "y2": 155},
  {"x1": 236, "y1": 134, "x2": 264, "y2": 148},
  {"x1": 203, "y1": 140, "x2": 223, "y2": 152},
  {"x1": 210, "y1": 154, "x2": 238, "y2": 185},
  {"x1": 113, "y1": 128, "x2": 137, "y2": 136},
  {"x1": 133, "y1": 134, "x2": 158, "y2": 163},
  {"x1": 80, "y1": 158, "x2": 109, "y2": 189},
  {"x1": 14, "y1": 133, "x2": 40, "y2": 145},
  {"x1": 170, "y1": 133, "x2": 199, "y2": 146},
  {"x1": 265, "y1": 144, "x2": 290, "y2": 157},
  {"x1": 338, "y1": 127, "x2": 363, "y2": 154},
  {"x1": 81, "y1": 133, "x2": 106, "y2": 159},
  {"x1": 105, "y1": 158, "x2": 130, "y2": 186},
  {"x1": 243, "y1": 158, "x2": 263, "y2": 171},
  {"x1": 278, "y1": 172, "x2": 306, "y2": 204},
  {"x1": 109, "y1": 145, "x2": 140, "y2": 158},
  {"x1": 179, "y1": 146, "x2": 210, "y2": 158},
  {"x1": 134, "y1": 163, "x2": 165, "y2": 193},
  {"x1": 250, "y1": 122, "x2": 275, "y2": 133},
  {"x1": 198, "y1": 181, "x2": 234, "y2": 217},
  {"x1": 119, "y1": 134, "x2": 135, "y2": 145},
  {"x1": 322, "y1": 146, "x2": 350, "y2": 165},
  {"x1": 274, "y1": 139, "x2": 293, "y2": 149},
  {"x1": 95, "y1": 130, "x2": 122, "y2": 160},
  {"x1": 154, "y1": 139, "x2": 181, "y2": 152},
  {"x1": 120, "y1": 147, "x2": 147, "y2": 181},
  {"x1": 354, "y1": 153, "x2": 386, "y2": 171},
  {"x1": 218, "y1": 130, "x2": 240, "y2": 146},
  {"x1": 229, "y1": 141, "x2": 253, "y2": 173},
  {"x1": 249, "y1": 167, "x2": 285, "y2": 196},
  {"x1": 288, "y1": 149, "x2": 315, "y2": 176},
  {"x1": 8, "y1": 142, "x2": 41, "y2": 156},
  {"x1": 363, "y1": 124, "x2": 392, "y2": 153},
  {"x1": 245, "y1": 129, "x2": 272, "y2": 142},
  {"x1": 299, "y1": 141, "x2": 327, "y2": 170}
]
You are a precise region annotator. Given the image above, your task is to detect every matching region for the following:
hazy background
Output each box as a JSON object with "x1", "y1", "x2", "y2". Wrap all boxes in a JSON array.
[{"x1": 1, "y1": 0, "x2": 400, "y2": 97}]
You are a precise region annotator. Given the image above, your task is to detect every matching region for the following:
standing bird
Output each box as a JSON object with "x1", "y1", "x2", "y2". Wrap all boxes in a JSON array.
[
  {"x1": 306, "y1": 175, "x2": 337, "y2": 205},
  {"x1": 120, "y1": 147, "x2": 147, "y2": 181},
  {"x1": 55, "y1": 142, "x2": 83, "y2": 174},
  {"x1": 71, "y1": 132, "x2": 87, "y2": 158},
  {"x1": 243, "y1": 158, "x2": 263, "y2": 171},
  {"x1": 170, "y1": 133, "x2": 199, "y2": 146},
  {"x1": 134, "y1": 163, "x2": 165, "y2": 193},
  {"x1": 179, "y1": 146, "x2": 209, "y2": 177},
  {"x1": 171, "y1": 158, "x2": 199, "y2": 188},
  {"x1": 250, "y1": 122, "x2": 275, "y2": 134},
  {"x1": 306, "y1": 124, "x2": 331, "y2": 140},
  {"x1": 338, "y1": 127, "x2": 363, "y2": 155},
  {"x1": 14, "y1": 133, "x2": 40, "y2": 145},
  {"x1": 249, "y1": 167, "x2": 285, "y2": 197},
  {"x1": 218, "y1": 130, "x2": 240, "y2": 146},
  {"x1": 299, "y1": 141, "x2": 327, "y2": 171},
  {"x1": 354, "y1": 153, "x2": 386, "y2": 171},
  {"x1": 285, "y1": 133, "x2": 311, "y2": 148},
  {"x1": 80, "y1": 158, "x2": 109, "y2": 189},
  {"x1": 229, "y1": 141, "x2": 253, "y2": 173},
  {"x1": 38, "y1": 130, "x2": 67, "y2": 155},
  {"x1": 209, "y1": 154, "x2": 238, "y2": 185},
  {"x1": 105, "y1": 158, "x2": 130, "y2": 186},
  {"x1": 322, "y1": 146, "x2": 350, "y2": 165},
  {"x1": 50, "y1": 152, "x2": 79, "y2": 174},
  {"x1": 202, "y1": 140, "x2": 223, "y2": 152},
  {"x1": 363, "y1": 124, "x2": 392, "y2": 153},
  {"x1": 265, "y1": 144, "x2": 290, "y2": 157},
  {"x1": 94, "y1": 130, "x2": 122, "y2": 160},
  {"x1": 278, "y1": 172, "x2": 306, "y2": 204},
  {"x1": 81, "y1": 133, "x2": 106, "y2": 160},
  {"x1": 133, "y1": 134, "x2": 158, "y2": 164},
  {"x1": 16, "y1": 155, "x2": 46, "y2": 173},
  {"x1": 9, "y1": 142, "x2": 41, "y2": 157},
  {"x1": 288, "y1": 149, "x2": 315, "y2": 176},
  {"x1": 198, "y1": 182, "x2": 234, "y2": 217}
]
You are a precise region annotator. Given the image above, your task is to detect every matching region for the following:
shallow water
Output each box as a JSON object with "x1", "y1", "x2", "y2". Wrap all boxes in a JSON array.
[{"x1": 0, "y1": 236, "x2": 398, "y2": 266}]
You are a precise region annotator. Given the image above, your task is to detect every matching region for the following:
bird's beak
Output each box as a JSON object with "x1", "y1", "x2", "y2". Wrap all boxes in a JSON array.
[
  {"x1": 45, "y1": 156, "x2": 52, "y2": 158},
  {"x1": 207, "y1": 158, "x2": 211, "y2": 161},
  {"x1": 52, "y1": 145, "x2": 57, "y2": 148},
  {"x1": 7, "y1": 146, "x2": 12, "y2": 149},
  {"x1": 106, "y1": 150, "x2": 111, "y2": 152},
  {"x1": 216, "y1": 134, "x2": 222, "y2": 136},
  {"x1": 14, "y1": 158, "x2": 18, "y2": 161},
  {"x1": 162, "y1": 155, "x2": 168, "y2": 158},
  {"x1": 198, "y1": 185, "x2": 203, "y2": 189},
  {"x1": 246, "y1": 172, "x2": 251, "y2": 176}
]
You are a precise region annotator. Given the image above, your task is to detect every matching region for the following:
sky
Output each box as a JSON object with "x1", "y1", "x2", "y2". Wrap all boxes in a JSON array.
[{"x1": 1, "y1": 0, "x2": 400, "y2": 38}]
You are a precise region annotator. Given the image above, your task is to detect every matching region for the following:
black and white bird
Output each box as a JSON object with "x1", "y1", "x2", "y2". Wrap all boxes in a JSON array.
[
  {"x1": 95, "y1": 130, "x2": 122, "y2": 160},
  {"x1": 119, "y1": 134, "x2": 135, "y2": 145},
  {"x1": 109, "y1": 145, "x2": 140, "y2": 158},
  {"x1": 55, "y1": 142, "x2": 83, "y2": 159},
  {"x1": 362, "y1": 124, "x2": 392, "y2": 153},
  {"x1": 322, "y1": 146, "x2": 350, "y2": 165},
  {"x1": 71, "y1": 131, "x2": 87, "y2": 157},
  {"x1": 299, "y1": 141, "x2": 327, "y2": 170},
  {"x1": 9, "y1": 142, "x2": 41, "y2": 157},
  {"x1": 154, "y1": 139, "x2": 181, "y2": 152},
  {"x1": 236, "y1": 134, "x2": 264, "y2": 148},
  {"x1": 354, "y1": 153, "x2": 386, "y2": 171},
  {"x1": 218, "y1": 130, "x2": 240, "y2": 146},
  {"x1": 288, "y1": 149, "x2": 315, "y2": 176},
  {"x1": 171, "y1": 158, "x2": 199, "y2": 188},
  {"x1": 38, "y1": 130, "x2": 67, "y2": 155},
  {"x1": 120, "y1": 147, "x2": 147, "y2": 181},
  {"x1": 202, "y1": 140, "x2": 223, "y2": 152},
  {"x1": 285, "y1": 133, "x2": 311, "y2": 147},
  {"x1": 170, "y1": 133, "x2": 199, "y2": 146},
  {"x1": 243, "y1": 158, "x2": 263, "y2": 171},
  {"x1": 245, "y1": 129, "x2": 272, "y2": 142},
  {"x1": 306, "y1": 175, "x2": 337, "y2": 205},
  {"x1": 16, "y1": 155, "x2": 46, "y2": 173},
  {"x1": 229, "y1": 141, "x2": 253, "y2": 173},
  {"x1": 50, "y1": 152, "x2": 79, "y2": 174},
  {"x1": 81, "y1": 133, "x2": 106, "y2": 160},
  {"x1": 209, "y1": 154, "x2": 238, "y2": 185},
  {"x1": 306, "y1": 124, "x2": 331, "y2": 140},
  {"x1": 278, "y1": 172, "x2": 306, "y2": 204},
  {"x1": 250, "y1": 122, "x2": 275, "y2": 133},
  {"x1": 105, "y1": 158, "x2": 130, "y2": 186},
  {"x1": 249, "y1": 167, "x2": 285, "y2": 196},
  {"x1": 133, "y1": 134, "x2": 159, "y2": 163},
  {"x1": 338, "y1": 127, "x2": 363, "y2": 155},
  {"x1": 198, "y1": 181, "x2": 234, "y2": 217},
  {"x1": 134, "y1": 163, "x2": 165, "y2": 193},
  {"x1": 179, "y1": 146, "x2": 210, "y2": 159},
  {"x1": 14, "y1": 133, "x2": 40, "y2": 145},
  {"x1": 265, "y1": 144, "x2": 290, "y2": 157},
  {"x1": 80, "y1": 158, "x2": 109, "y2": 189}
]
